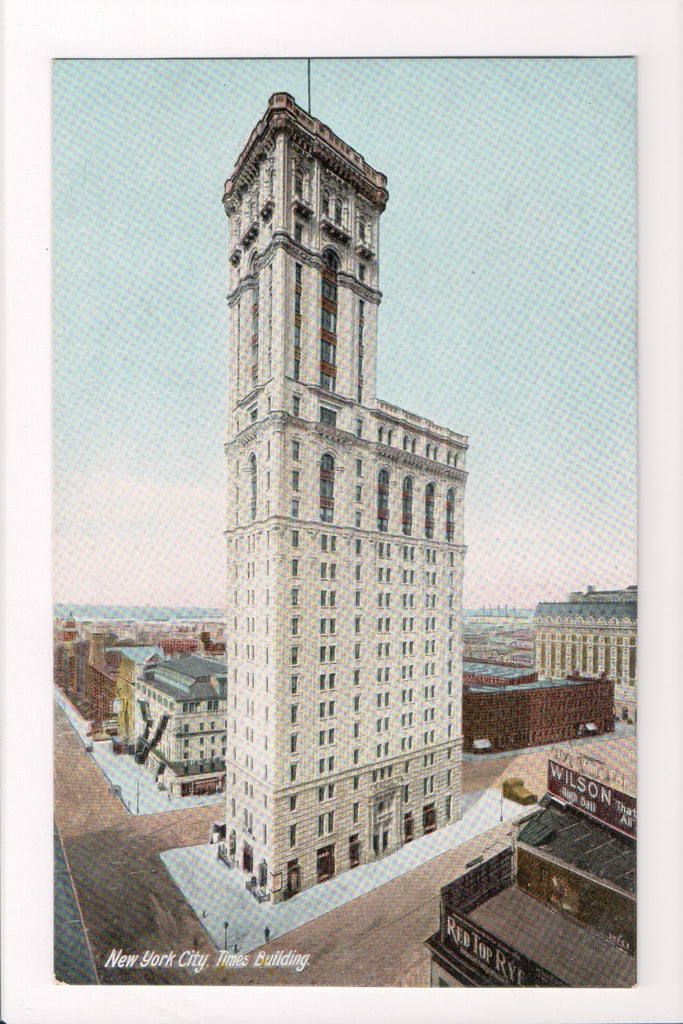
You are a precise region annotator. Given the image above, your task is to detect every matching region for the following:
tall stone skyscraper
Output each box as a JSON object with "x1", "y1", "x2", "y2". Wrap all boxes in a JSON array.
[{"x1": 223, "y1": 93, "x2": 468, "y2": 901}]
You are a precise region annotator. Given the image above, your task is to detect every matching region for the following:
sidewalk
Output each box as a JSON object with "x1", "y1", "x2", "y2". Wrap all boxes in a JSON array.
[
  {"x1": 54, "y1": 689, "x2": 223, "y2": 816},
  {"x1": 161, "y1": 787, "x2": 531, "y2": 956},
  {"x1": 462, "y1": 719, "x2": 636, "y2": 763}
]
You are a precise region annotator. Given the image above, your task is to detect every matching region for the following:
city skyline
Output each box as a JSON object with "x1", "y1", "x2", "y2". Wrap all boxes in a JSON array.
[{"x1": 53, "y1": 58, "x2": 637, "y2": 608}]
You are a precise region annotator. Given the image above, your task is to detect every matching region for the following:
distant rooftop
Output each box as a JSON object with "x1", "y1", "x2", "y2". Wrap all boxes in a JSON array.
[
  {"x1": 155, "y1": 654, "x2": 227, "y2": 679},
  {"x1": 535, "y1": 587, "x2": 636, "y2": 623},
  {"x1": 112, "y1": 646, "x2": 164, "y2": 665}
]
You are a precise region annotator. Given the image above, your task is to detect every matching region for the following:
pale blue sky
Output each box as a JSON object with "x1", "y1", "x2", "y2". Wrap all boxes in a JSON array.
[{"x1": 53, "y1": 57, "x2": 636, "y2": 607}]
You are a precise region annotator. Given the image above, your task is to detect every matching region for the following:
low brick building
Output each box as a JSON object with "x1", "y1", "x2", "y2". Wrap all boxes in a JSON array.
[
  {"x1": 426, "y1": 756, "x2": 636, "y2": 987},
  {"x1": 463, "y1": 674, "x2": 614, "y2": 753},
  {"x1": 463, "y1": 661, "x2": 538, "y2": 688}
]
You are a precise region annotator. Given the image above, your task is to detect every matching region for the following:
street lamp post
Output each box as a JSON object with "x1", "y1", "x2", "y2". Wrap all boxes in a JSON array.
[
  {"x1": 500, "y1": 787, "x2": 504, "y2": 822},
  {"x1": 223, "y1": 920, "x2": 229, "y2": 950}
]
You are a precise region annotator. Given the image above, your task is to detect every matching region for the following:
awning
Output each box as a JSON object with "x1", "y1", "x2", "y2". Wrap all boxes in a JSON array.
[
  {"x1": 473, "y1": 738, "x2": 492, "y2": 751},
  {"x1": 584, "y1": 723, "x2": 598, "y2": 733}
]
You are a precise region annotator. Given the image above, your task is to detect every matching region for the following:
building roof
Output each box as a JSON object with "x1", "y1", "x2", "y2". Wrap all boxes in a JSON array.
[
  {"x1": 142, "y1": 654, "x2": 228, "y2": 704},
  {"x1": 146, "y1": 676, "x2": 220, "y2": 702},
  {"x1": 223, "y1": 92, "x2": 388, "y2": 211},
  {"x1": 465, "y1": 675, "x2": 612, "y2": 696},
  {"x1": 535, "y1": 599, "x2": 636, "y2": 622},
  {"x1": 518, "y1": 800, "x2": 636, "y2": 895},
  {"x1": 156, "y1": 654, "x2": 226, "y2": 679},
  {"x1": 464, "y1": 661, "x2": 534, "y2": 680},
  {"x1": 468, "y1": 886, "x2": 635, "y2": 987},
  {"x1": 114, "y1": 646, "x2": 165, "y2": 665}
]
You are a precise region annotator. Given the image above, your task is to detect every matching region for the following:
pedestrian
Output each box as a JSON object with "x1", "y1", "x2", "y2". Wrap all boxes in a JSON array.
[{"x1": 264, "y1": 926, "x2": 270, "y2": 943}]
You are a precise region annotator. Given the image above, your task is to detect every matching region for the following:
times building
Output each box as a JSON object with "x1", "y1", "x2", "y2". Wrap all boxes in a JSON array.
[{"x1": 222, "y1": 93, "x2": 468, "y2": 901}]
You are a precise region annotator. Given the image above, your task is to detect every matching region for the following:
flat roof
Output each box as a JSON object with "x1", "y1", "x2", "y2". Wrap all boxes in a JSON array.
[
  {"x1": 518, "y1": 801, "x2": 636, "y2": 895},
  {"x1": 469, "y1": 887, "x2": 635, "y2": 987},
  {"x1": 464, "y1": 661, "x2": 534, "y2": 680},
  {"x1": 535, "y1": 600, "x2": 636, "y2": 622},
  {"x1": 465, "y1": 675, "x2": 610, "y2": 695}
]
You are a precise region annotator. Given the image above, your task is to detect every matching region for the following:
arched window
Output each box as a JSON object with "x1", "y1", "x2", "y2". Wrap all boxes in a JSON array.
[
  {"x1": 402, "y1": 477, "x2": 413, "y2": 536},
  {"x1": 377, "y1": 470, "x2": 389, "y2": 533},
  {"x1": 446, "y1": 488, "x2": 455, "y2": 542},
  {"x1": 249, "y1": 454, "x2": 257, "y2": 521},
  {"x1": 320, "y1": 454, "x2": 335, "y2": 523},
  {"x1": 425, "y1": 483, "x2": 435, "y2": 539}
]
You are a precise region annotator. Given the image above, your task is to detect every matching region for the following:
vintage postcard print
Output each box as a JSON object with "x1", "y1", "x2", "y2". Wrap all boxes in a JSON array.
[{"x1": 52, "y1": 57, "x2": 637, "y2": 990}]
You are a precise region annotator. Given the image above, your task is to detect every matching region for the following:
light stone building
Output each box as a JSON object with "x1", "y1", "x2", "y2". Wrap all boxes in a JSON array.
[
  {"x1": 534, "y1": 586, "x2": 637, "y2": 723},
  {"x1": 132, "y1": 654, "x2": 227, "y2": 797},
  {"x1": 223, "y1": 93, "x2": 468, "y2": 900}
]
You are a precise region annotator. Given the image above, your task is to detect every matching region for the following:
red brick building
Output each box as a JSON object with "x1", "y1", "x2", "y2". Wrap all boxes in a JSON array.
[
  {"x1": 463, "y1": 674, "x2": 614, "y2": 753},
  {"x1": 158, "y1": 635, "x2": 200, "y2": 658}
]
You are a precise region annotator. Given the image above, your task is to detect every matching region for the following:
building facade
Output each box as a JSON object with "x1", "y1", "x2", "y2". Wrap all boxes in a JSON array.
[
  {"x1": 534, "y1": 586, "x2": 637, "y2": 722},
  {"x1": 132, "y1": 655, "x2": 227, "y2": 797},
  {"x1": 113, "y1": 646, "x2": 164, "y2": 747},
  {"x1": 223, "y1": 93, "x2": 468, "y2": 900},
  {"x1": 463, "y1": 674, "x2": 614, "y2": 753}
]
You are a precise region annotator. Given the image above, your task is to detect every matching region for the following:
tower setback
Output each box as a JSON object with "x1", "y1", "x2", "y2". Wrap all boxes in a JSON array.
[{"x1": 223, "y1": 93, "x2": 468, "y2": 901}]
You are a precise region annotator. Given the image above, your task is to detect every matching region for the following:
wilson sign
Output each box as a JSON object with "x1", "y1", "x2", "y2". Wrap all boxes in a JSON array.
[{"x1": 547, "y1": 760, "x2": 636, "y2": 838}]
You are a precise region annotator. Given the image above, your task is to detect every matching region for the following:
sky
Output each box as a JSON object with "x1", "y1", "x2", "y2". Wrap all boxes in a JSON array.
[{"x1": 52, "y1": 57, "x2": 637, "y2": 609}]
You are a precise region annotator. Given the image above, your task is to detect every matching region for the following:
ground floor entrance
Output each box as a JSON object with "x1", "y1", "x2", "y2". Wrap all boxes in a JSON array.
[{"x1": 316, "y1": 844, "x2": 335, "y2": 884}]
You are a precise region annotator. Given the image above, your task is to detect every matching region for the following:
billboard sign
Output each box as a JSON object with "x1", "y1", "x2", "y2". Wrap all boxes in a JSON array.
[{"x1": 547, "y1": 759, "x2": 636, "y2": 838}]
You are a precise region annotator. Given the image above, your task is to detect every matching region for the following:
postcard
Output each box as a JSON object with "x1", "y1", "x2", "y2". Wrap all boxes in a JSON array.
[
  {"x1": 3, "y1": 4, "x2": 683, "y2": 1023},
  {"x1": 50, "y1": 51, "x2": 639, "y2": 984}
]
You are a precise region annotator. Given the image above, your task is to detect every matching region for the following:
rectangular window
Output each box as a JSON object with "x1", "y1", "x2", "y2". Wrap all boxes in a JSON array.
[{"x1": 320, "y1": 407, "x2": 337, "y2": 427}]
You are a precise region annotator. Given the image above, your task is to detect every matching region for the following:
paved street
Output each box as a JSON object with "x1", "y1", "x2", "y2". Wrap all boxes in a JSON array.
[
  {"x1": 55, "y1": 687, "x2": 224, "y2": 815},
  {"x1": 161, "y1": 787, "x2": 524, "y2": 958},
  {"x1": 54, "y1": 695, "x2": 635, "y2": 987},
  {"x1": 54, "y1": 702, "x2": 218, "y2": 985}
]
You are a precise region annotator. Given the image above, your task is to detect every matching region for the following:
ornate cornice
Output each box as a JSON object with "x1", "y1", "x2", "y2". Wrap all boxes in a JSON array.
[{"x1": 223, "y1": 93, "x2": 388, "y2": 214}]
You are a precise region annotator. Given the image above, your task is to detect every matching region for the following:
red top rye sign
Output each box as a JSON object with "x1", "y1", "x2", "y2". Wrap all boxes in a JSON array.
[{"x1": 547, "y1": 760, "x2": 637, "y2": 839}]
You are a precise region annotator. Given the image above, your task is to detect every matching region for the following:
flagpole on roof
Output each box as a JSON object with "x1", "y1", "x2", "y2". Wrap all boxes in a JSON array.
[{"x1": 307, "y1": 58, "x2": 311, "y2": 114}]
